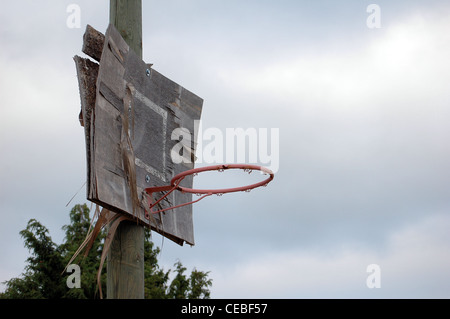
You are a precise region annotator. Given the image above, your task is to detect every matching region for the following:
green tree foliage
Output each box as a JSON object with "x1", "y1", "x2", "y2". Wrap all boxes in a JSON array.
[
  {"x1": 167, "y1": 260, "x2": 212, "y2": 299},
  {"x1": 0, "y1": 220, "x2": 66, "y2": 299},
  {"x1": 60, "y1": 204, "x2": 106, "y2": 298},
  {"x1": 1, "y1": 204, "x2": 212, "y2": 299},
  {"x1": 188, "y1": 268, "x2": 213, "y2": 299}
]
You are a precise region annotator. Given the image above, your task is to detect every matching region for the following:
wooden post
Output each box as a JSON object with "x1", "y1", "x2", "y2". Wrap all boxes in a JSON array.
[
  {"x1": 107, "y1": 0, "x2": 145, "y2": 299},
  {"x1": 110, "y1": 0, "x2": 142, "y2": 59}
]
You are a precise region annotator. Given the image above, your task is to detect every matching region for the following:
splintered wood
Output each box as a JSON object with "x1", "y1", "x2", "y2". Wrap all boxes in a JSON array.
[{"x1": 74, "y1": 24, "x2": 203, "y2": 246}]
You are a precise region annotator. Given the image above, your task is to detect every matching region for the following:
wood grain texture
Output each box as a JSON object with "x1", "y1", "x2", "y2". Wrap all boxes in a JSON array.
[
  {"x1": 107, "y1": 2, "x2": 144, "y2": 299},
  {"x1": 73, "y1": 55, "x2": 99, "y2": 198},
  {"x1": 110, "y1": 0, "x2": 142, "y2": 58},
  {"x1": 85, "y1": 24, "x2": 203, "y2": 246},
  {"x1": 106, "y1": 220, "x2": 144, "y2": 299},
  {"x1": 82, "y1": 25, "x2": 105, "y2": 62}
]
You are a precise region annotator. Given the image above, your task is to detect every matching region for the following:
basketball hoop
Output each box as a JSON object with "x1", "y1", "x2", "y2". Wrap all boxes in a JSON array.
[{"x1": 144, "y1": 164, "x2": 274, "y2": 218}]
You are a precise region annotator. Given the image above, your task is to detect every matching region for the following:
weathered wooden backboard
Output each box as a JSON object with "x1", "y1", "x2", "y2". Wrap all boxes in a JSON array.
[{"x1": 74, "y1": 24, "x2": 203, "y2": 246}]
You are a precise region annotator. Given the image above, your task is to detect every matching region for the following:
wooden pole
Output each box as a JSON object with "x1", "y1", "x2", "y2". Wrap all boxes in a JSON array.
[
  {"x1": 107, "y1": 0, "x2": 145, "y2": 299},
  {"x1": 110, "y1": 0, "x2": 142, "y2": 59}
]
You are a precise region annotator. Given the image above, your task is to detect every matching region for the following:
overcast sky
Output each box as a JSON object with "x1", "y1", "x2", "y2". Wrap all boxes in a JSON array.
[{"x1": 1, "y1": 0, "x2": 450, "y2": 298}]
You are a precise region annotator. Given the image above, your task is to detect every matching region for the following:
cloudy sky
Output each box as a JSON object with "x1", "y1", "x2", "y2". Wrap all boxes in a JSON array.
[{"x1": 1, "y1": 0, "x2": 450, "y2": 298}]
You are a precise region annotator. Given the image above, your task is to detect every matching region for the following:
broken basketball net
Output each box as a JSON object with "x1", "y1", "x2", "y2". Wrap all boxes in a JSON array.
[{"x1": 144, "y1": 164, "x2": 274, "y2": 218}]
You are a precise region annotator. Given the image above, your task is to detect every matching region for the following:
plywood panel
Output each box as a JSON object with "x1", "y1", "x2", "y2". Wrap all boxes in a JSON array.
[{"x1": 76, "y1": 24, "x2": 203, "y2": 246}]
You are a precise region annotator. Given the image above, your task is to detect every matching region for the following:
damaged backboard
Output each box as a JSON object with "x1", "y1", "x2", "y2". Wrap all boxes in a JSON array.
[{"x1": 74, "y1": 24, "x2": 203, "y2": 246}]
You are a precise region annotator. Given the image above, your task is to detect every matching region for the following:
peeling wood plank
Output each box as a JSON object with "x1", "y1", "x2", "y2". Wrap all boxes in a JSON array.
[
  {"x1": 82, "y1": 24, "x2": 105, "y2": 62},
  {"x1": 73, "y1": 55, "x2": 99, "y2": 199}
]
